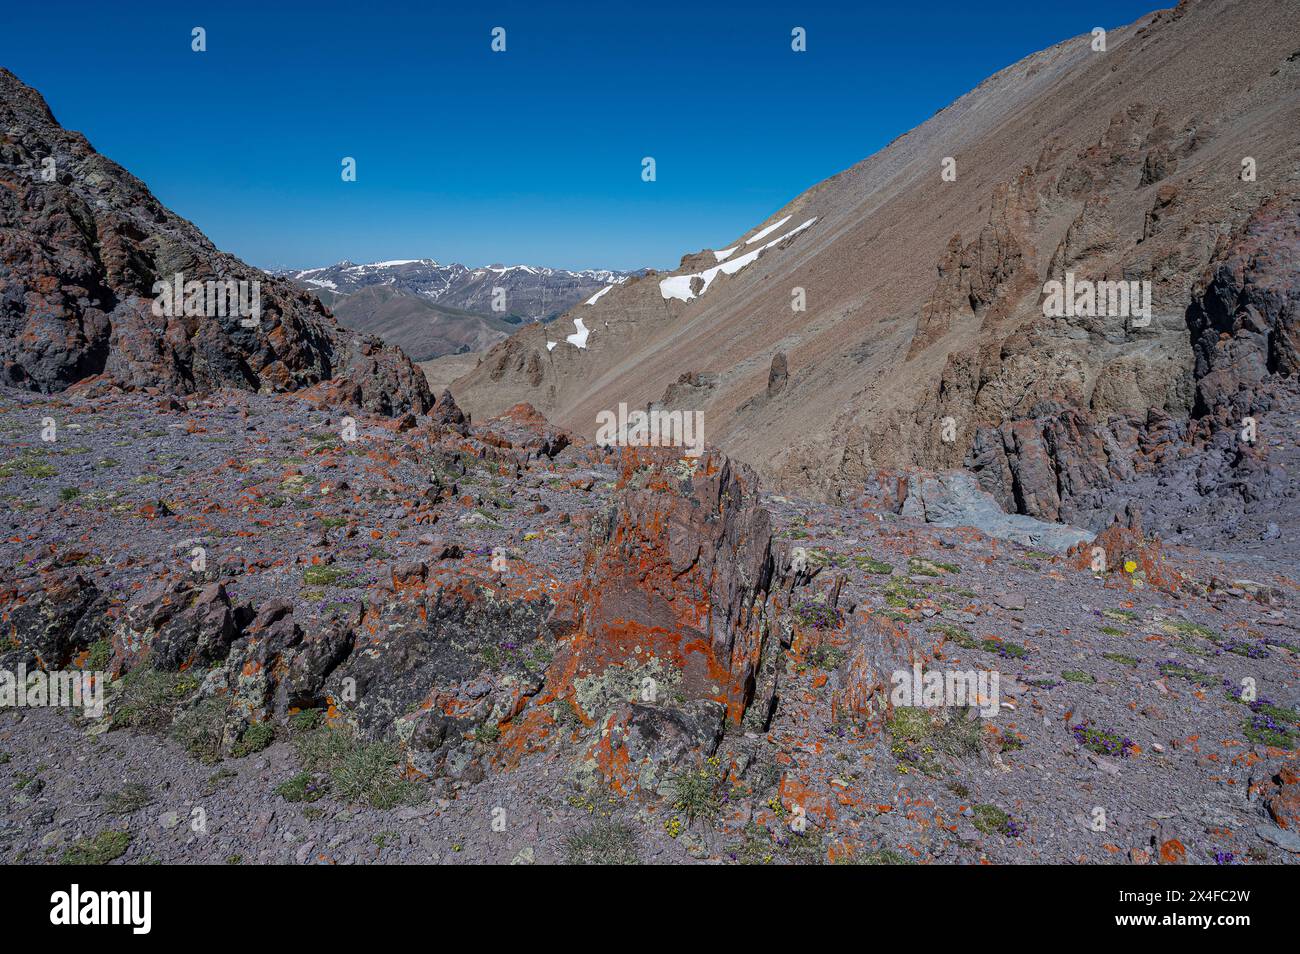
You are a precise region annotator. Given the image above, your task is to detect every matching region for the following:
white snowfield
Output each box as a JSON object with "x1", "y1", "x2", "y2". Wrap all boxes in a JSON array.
[
  {"x1": 565, "y1": 316, "x2": 591, "y2": 349},
  {"x1": 712, "y1": 246, "x2": 737, "y2": 262},
  {"x1": 661, "y1": 217, "x2": 817, "y2": 303},
  {"x1": 542, "y1": 316, "x2": 589, "y2": 355},
  {"x1": 585, "y1": 285, "x2": 614, "y2": 305}
]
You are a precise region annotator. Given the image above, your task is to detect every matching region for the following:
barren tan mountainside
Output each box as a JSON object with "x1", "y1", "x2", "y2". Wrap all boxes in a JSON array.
[{"x1": 454, "y1": 0, "x2": 1300, "y2": 523}]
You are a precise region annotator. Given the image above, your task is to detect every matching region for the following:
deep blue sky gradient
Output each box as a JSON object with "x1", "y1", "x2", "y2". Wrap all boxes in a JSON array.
[{"x1": 1, "y1": 0, "x2": 1158, "y2": 270}]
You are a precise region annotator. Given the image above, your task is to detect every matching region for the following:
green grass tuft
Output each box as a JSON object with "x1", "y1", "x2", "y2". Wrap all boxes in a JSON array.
[{"x1": 566, "y1": 821, "x2": 641, "y2": 864}]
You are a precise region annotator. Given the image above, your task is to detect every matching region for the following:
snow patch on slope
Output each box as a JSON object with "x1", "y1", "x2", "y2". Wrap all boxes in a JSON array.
[
  {"x1": 659, "y1": 217, "x2": 817, "y2": 303},
  {"x1": 565, "y1": 317, "x2": 590, "y2": 349},
  {"x1": 745, "y1": 215, "x2": 792, "y2": 245}
]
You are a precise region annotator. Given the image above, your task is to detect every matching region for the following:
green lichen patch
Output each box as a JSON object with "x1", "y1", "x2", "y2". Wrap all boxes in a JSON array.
[
  {"x1": 62, "y1": 830, "x2": 131, "y2": 865},
  {"x1": 855, "y1": 556, "x2": 894, "y2": 574},
  {"x1": 1102, "y1": 653, "x2": 1140, "y2": 667},
  {"x1": 1158, "y1": 662, "x2": 1213, "y2": 686},
  {"x1": 908, "y1": 556, "x2": 960, "y2": 576}
]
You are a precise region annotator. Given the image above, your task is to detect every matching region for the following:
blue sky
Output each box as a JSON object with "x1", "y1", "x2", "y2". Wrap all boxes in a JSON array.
[{"x1": 2, "y1": 0, "x2": 1158, "y2": 271}]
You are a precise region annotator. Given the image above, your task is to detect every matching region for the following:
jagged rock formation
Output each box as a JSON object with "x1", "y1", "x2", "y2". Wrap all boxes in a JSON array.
[
  {"x1": 0, "y1": 69, "x2": 431, "y2": 414},
  {"x1": 1188, "y1": 194, "x2": 1299, "y2": 418},
  {"x1": 532, "y1": 445, "x2": 800, "y2": 794},
  {"x1": 767, "y1": 352, "x2": 788, "y2": 395},
  {"x1": 549, "y1": 448, "x2": 778, "y2": 722},
  {"x1": 0, "y1": 569, "x2": 105, "y2": 670},
  {"x1": 962, "y1": 195, "x2": 1300, "y2": 551}
]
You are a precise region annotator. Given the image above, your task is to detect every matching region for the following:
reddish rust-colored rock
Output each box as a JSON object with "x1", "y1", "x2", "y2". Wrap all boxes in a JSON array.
[
  {"x1": 549, "y1": 446, "x2": 778, "y2": 728},
  {"x1": 481, "y1": 402, "x2": 573, "y2": 461},
  {"x1": 1068, "y1": 503, "x2": 1180, "y2": 591},
  {"x1": 1266, "y1": 765, "x2": 1300, "y2": 832}
]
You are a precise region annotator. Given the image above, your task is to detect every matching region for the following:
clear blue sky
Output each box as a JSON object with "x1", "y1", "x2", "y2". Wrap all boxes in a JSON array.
[{"x1": 2, "y1": 0, "x2": 1158, "y2": 271}]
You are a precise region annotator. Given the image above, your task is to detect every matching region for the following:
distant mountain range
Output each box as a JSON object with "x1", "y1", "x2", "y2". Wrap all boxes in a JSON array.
[{"x1": 276, "y1": 259, "x2": 635, "y2": 361}]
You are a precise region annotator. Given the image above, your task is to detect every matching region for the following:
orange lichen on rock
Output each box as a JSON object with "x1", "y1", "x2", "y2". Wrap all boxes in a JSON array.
[
  {"x1": 1069, "y1": 504, "x2": 1181, "y2": 592},
  {"x1": 546, "y1": 446, "x2": 779, "y2": 727}
]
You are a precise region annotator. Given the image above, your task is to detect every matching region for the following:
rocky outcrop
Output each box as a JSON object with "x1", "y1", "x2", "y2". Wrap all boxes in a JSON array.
[
  {"x1": 0, "y1": 569, "x2": 105, "y2": 670},
  {"x1": 966, "y1": 407, "x2": 1167, "y2": 524},
  {"x1": 0, "y1": 69, "x2": 431, "y2": 414},
  {"x1": 767, "y1": 353, "x2": 788, "y2": 395},
  {"x1": 959, "y1": 195, "x2": 1300, "y2": 548},
  {"x1": 342, "y1": 585, "x2": 551, "y2": 739},
  {"x1": 906, "y1": 172, "x2": 1036, "y2": 360},
  {"x1": 657, "y1": 370, "x2": 718, "y2": 410},
  {"x1": 481, "y1": 402, "x2": 572, "y2": 461},
  {"x1": 1187, "y1": 194, "x2": 1300, "y2": 420},
  {"x1": 531, "y1": 446, "x2": 799, "y2": 794},
  {"x1": 551, "y1": 447, "x2": 779, "y2": 730},
  {"x1": 106, "y1": 577, "x2": 249, "y2": 674},
  {"x1": 429, "y1": 388, "x2": 469, "y2": 435}
]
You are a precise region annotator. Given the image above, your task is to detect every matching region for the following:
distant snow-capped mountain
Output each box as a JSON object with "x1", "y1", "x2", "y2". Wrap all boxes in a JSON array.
[{"x1": 279, "y1": 258, "x2": 635, "y2": 323}]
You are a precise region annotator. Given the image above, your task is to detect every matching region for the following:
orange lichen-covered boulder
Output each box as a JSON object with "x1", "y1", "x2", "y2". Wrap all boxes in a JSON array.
[
  {"x1": 1266, "y1": 766, "x2": 1300, "y2": 831},
  {"x1": 1069, "y1": 503, "x2": 1180, "y2": 592},
  {"x1": 481, "y1": 402, "x2": 574, "y2": 461},
  {"x1": 0, "y1": 568, "x2": 105, "y2": 671},
  {"x1": 550, "y1": 446, "x2": 778, "y2": 729}
]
